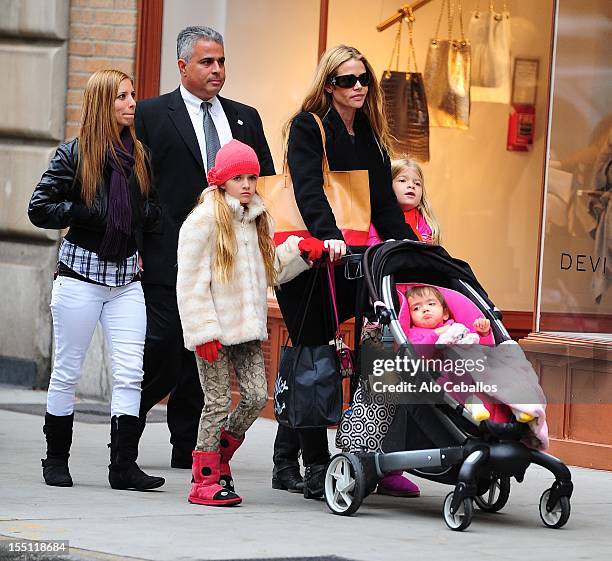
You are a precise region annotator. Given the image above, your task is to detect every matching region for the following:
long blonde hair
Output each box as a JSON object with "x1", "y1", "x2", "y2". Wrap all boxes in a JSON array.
[
  {"x1": 196, "y1": 189, "x2": 278, "y2": 286},
  {"x1": 284, "y1": 45, "x2": 394, "y2": 155},
  {"x1": 391, "y1": 159, "x2": 441, "y2": 244},
  {"x1": 78, "y1": 69, "x2": 150, "y2": 206}
]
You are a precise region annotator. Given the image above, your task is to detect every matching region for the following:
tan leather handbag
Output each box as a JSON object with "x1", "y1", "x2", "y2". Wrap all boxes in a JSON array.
[{"x1": 258, "y1": 113, "x2": 371, "y2": 245}]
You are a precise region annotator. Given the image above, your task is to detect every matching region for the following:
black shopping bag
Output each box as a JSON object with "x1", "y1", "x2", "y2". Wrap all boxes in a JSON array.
[
  {"x1": 274, "y1": 343, "x2": 342, "y2": 429},
  {"x1": 273, "y1": 261, "x2": 347, "y2": 429}
]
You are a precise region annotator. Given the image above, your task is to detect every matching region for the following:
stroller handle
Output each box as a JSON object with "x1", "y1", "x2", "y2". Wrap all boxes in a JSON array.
[{"x1": 338, "y1": 250, "x2": 365, "y2": 280}]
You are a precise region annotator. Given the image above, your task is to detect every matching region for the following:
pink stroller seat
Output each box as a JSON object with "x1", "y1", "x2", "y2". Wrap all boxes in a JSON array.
[
  {"x1": 396, "y1": 283, "x2": 509, "y2": 421},
  {"x1": 396, "y1": 283, "x2": 496, "y2": 345}
]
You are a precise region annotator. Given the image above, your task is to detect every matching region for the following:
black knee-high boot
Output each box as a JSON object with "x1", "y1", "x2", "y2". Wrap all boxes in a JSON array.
[
  {"x1": 298, "y1": 427, "x2": 330, "y2": 499},
  {"x1": 42, "y1": 412, "x2": 74, "y2": 487},
  {"x1": 272, "y1": 424, "x2": 304, "y2": 492},
  {"x1": 108, "y1": 415, "x2": 165, "y2": 491}
]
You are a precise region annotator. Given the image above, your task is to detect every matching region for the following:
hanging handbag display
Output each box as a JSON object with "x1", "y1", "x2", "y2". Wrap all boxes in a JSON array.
[
  {"x1": 273, "y1": 262, "x2": 346, "y2": 429},
  {"x1": 257, "y1": 113, "x2": 371, "y2": 246},
  {"x1": 469, "y1": 0, "x2": 511, "y2": 103},
  {"x1": 380, "y1": 7, "x2": 430, "y2": 162},
  {"x1": 423, "y1": 0, "x2": 471, "y2": 129}
]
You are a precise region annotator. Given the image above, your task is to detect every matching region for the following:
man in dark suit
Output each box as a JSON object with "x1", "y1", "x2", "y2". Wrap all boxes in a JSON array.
[{"x1": 134, "y1": 26, "x2": 275, "y2": 468}]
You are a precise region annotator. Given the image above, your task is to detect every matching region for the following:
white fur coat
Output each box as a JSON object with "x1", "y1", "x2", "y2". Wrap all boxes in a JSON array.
[{"x1": 177, "y1": 191, "x2": 309, "y2": 350}]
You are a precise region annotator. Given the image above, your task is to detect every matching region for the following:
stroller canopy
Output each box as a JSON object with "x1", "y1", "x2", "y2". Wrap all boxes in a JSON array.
[{"x1": 363, "y1": 241, "x2": 494, "y2": 311}]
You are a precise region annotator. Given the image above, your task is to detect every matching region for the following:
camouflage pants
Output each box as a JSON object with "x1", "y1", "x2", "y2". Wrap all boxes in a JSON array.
[{"x1": 195, "y1": 340, "x2": 268, "y2": 451}]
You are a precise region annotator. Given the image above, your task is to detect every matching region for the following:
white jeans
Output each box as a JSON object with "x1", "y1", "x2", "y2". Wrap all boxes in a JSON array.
[{"x1": 47, "y1": 276, "x2": 146, "y2": 417}]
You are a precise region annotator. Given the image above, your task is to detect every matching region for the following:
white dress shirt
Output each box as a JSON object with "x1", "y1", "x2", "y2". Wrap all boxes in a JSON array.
[{"x1": 180, "y1": 84, "x2": 233, "y2": 172}]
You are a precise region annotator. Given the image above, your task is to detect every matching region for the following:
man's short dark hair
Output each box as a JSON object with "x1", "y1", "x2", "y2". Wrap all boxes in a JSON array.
[{"x1": 177, "y1": 26, "x2": 224, "y2": 61}]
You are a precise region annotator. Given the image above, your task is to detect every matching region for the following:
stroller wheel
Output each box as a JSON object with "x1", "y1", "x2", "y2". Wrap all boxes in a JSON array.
[
  {"x1": 443, "y1": 492, "x2": 474, "y2": 531},
  {"x1": 475, "y1": 476, "x2": 511, "y2": 512},
  {"x1": 539, "y1": 488, "x2": 571, "y2": 529},
  {"x1": 324, "y1": 453, "x2": 365, "y2": 516}
]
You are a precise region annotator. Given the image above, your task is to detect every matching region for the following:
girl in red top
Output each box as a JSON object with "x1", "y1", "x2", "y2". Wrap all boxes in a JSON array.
[
  {"x1": 368, "y1": 158, "x2": 441, "y2": 245},
  {"x1": 367, "y1": 158, "x2": 441, "y2": 497}
]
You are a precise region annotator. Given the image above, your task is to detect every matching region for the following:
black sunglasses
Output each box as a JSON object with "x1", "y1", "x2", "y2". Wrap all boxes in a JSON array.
[{"x1": 328, "y1": 72, "x2": 371, "y2": 88}]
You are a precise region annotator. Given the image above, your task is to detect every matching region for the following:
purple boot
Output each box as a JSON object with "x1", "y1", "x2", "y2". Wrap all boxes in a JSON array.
[{"x1": 377, "y1": 471, "x2": 420, "y2": 497}]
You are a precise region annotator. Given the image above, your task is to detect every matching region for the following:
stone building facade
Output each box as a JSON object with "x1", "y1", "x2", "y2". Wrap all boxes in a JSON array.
[{"x1": 0, "y1": 0, "x2": 139, "y2": 400}]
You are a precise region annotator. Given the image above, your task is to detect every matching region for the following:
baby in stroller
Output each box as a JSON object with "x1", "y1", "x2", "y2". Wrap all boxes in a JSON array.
[
  {"x1": 402, "y1": 284, "x2": 535, "y2": 425},
  {"x1": 328, "y1": 241, "x2": 571, "y2": 531},
  {"x1": 404, "y1": 284, "x2": 491, "y2": 345}
]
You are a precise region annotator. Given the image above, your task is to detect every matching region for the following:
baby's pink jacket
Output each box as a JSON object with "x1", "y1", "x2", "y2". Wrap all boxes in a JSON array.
[{"x1": 406, "y1": 319, "x2": 455, "y2": 345}]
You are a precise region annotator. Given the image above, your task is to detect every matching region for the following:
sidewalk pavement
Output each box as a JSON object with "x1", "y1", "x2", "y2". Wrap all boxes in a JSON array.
[{"x1": 1, "y1": 385, "x2": 611, "y2": 561}]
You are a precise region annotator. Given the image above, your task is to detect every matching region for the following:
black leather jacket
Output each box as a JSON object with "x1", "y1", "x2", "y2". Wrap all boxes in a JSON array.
[{"x1": 28, "y1": 138, "x2": 161, "y2": 257}]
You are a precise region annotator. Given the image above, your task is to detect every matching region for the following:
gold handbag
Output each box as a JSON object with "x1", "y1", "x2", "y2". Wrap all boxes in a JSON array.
[
  {"x1": 380, "y1": 7, "x2": 430, "y2": 162},
  {"x1": 424, "y1": 0, "x2": 471, "y2": 129},
  {"x1": 258, "y1": 113, "x2": 371, "y2": 246},
  {"x1": 469, "y1": 0, "x2": 511, "y2": 103}
]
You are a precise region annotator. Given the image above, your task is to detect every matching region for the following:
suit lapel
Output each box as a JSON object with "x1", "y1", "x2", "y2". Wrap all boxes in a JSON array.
[
  {"x1": 167, "y1": 88, "x2": 205, "y2": 171},
  {"x1": 219, "y1": 96, "x2": 245, "y2": 141}
]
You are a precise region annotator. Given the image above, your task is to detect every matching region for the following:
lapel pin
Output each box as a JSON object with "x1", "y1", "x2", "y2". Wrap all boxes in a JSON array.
[{"x1": 237, "y1": 119, "x2": 244, "y2": 125}]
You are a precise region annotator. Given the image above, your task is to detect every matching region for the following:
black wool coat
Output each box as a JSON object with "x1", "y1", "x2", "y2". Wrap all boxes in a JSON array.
[
  {"x1": 286, "y1": 107, "x2": 416, "y2": 243},
  {"x1": 134, "y1": 88, "x2": 275, "y2": 286}
]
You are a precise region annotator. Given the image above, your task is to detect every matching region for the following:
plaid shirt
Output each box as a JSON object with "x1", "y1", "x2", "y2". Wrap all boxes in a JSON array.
[{"x1": 58, "y1": 239, "x2": 139, "y2": 287}]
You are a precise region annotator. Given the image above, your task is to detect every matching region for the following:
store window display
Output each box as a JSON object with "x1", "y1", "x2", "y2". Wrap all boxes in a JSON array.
[{"x1": 539, "y1": 0, "x2": 611, "y2": 334}]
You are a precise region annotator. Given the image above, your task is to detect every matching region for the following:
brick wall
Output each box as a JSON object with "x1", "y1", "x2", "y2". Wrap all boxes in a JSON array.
[{"x1": 65, "y1": 0, "x2": 138, "y2": 139}]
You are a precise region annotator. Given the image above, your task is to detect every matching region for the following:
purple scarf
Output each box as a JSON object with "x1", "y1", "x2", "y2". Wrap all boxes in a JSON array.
[{"x1": 98, "y1": 128, "x2": 135, "y2": 260}]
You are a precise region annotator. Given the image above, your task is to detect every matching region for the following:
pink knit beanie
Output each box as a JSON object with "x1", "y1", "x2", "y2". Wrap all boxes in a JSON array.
[{"x1": 206, "y1": 139, "x2": 260, "y2": 187}]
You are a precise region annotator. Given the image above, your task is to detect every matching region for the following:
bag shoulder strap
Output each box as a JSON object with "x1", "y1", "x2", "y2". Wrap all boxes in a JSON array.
[
  {"x1": 309, "y1": 112, "x2": 331, "y2": 174},
  {"x1": 434, "y1": 0, "x2": 466, "y2": 42},
  {"x1": 326, "y1": 260, "x2": 341, "y2": 337},
  {"x1": 475, "y1": 1, "x2": 510, "y2": 15},
  {"x1": 385, "y1": 20, "x2": 403, "y2": 75}
]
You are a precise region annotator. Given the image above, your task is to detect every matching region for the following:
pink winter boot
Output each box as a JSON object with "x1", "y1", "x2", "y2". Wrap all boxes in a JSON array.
[
  {"x1": 219, "y1": 428, "x2": 244, "y2": 493},
  {"x1": 377, "y1": 471, "x2": 420, "y2": 497},
  {"x1": 188, "y1": 450, "x2": 241, "y2": 506}
]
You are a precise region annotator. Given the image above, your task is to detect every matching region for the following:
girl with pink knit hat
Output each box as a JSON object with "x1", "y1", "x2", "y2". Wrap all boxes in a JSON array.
[{"x1": 176, "y1": 139, "x2": 326, "y2": 506}]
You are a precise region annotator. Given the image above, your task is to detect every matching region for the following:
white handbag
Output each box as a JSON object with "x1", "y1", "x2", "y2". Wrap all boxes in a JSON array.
[{"x1": 469, "y1": 0, "x2": 511, "y2": 104}]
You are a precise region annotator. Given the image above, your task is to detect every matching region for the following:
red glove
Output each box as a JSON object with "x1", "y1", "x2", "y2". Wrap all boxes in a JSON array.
[
  {"x1": 298, "y1": 237, "x2": 326, "y2": 261},
  {"x1": 196, "y1": 340, "x2": 222, "y2": 363}
]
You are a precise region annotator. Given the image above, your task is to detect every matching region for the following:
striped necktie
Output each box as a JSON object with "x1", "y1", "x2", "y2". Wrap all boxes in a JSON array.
[{"x1": 201, "y1": 101, "x2": 221, "y2": 171}]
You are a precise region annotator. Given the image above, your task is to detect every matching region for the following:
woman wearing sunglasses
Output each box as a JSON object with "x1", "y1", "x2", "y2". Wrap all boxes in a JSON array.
[{"x1": 272, "y1": 45, "x2": 417, "y2": 500}]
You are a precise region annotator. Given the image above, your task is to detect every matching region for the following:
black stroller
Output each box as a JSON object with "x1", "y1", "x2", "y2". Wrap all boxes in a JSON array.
[{"x1": 323, "y1": 241, "x2": 573, "y2": 531}]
